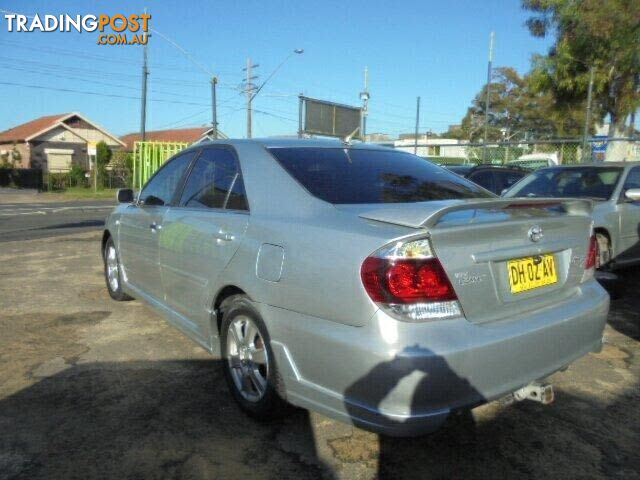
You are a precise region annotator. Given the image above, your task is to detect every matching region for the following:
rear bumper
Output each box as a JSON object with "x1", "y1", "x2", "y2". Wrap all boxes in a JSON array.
[{"x1": 261, "y1": 280, "x2": 609, "y2": 436}]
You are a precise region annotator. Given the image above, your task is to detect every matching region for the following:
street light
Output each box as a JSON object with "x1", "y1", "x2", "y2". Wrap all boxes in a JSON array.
[
  {"x1": 246, "y1": 49, "x2": 304, "y2": 138},
  {"x1": 252, "y1": 49, "x2": 304, "y2": 100}
]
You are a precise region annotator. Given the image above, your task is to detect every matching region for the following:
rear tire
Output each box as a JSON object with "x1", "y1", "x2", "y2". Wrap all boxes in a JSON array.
[
  {"x1": 595, "y1": 233, "x2": 612, "y2": 270},
  {"x1": 220, "y1": 295, "x2": 288, "y2": 419},
  {"x1": 103, "y1": 237, "x2": 132, "y2": 301}
]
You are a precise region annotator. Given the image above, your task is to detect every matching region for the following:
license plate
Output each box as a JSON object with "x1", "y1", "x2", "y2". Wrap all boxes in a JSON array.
[{"x1": 507, "y1": 255, "x2": 558, "y2": 294}]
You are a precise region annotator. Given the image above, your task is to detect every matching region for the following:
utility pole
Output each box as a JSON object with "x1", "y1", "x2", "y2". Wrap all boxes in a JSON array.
[
  {"x1": 298, "y1": 94, "x2": 304, "y2": 138},
  {"x1": 139, "y1": 7, "x2": 149, "y2": 142},
  {"x1": 483, "y1": 31, "x2": 495, "y2": 162},
  {"x1": 211, "y1": 76, "x2": 218, "y2": 139},
  {"x1": 414, "y1": 96, "x2": 421, "y2": 155},
  {"x1": 360, "y1": 66, "x2": 370, "y2": 140},
  {"x1": 582, "y1": 66, "x2": 595, "y2": 161},
  {"x1": 243, "y1": 58, "x2": 259, "y2": 138}
]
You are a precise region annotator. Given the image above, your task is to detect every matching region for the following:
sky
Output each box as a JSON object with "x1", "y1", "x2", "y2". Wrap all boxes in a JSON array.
[{"x1": 0, "y1": 0, "x2": 554, "y2": 138}]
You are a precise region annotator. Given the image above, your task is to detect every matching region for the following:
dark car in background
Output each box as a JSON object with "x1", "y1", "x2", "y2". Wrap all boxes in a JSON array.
[{"x1": 445, "y1": 164, "x2": 529, "y2": 195}]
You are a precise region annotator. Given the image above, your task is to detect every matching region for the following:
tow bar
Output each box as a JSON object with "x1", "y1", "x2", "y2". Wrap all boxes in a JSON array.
[{"x1": 504, "y1": 382, "x2": 555, "y2": 405}]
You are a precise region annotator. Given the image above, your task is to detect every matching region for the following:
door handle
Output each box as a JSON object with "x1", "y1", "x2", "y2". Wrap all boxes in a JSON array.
[{"x1": 213, "y1": 231, "x2": 234, "y2": 242}]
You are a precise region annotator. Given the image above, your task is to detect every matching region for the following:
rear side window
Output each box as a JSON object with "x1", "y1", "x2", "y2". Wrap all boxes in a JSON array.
[
  {"x1": 467, "y1": 170, "x2": 495, "y2": 192},
  {"x1": 495, "y1": 171, "x2": 526, "y2": 192},
  {"x1": 268, "y1": 148, "x2": 492, "y2": 204},
  {"x1": 179, "y1": 147, "x2": 248, "y2": 211}
]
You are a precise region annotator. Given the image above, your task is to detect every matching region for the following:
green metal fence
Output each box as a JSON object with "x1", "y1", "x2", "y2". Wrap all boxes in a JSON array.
[{"x1": 133, "y1": 141, "x2": 190, "y2": 189}]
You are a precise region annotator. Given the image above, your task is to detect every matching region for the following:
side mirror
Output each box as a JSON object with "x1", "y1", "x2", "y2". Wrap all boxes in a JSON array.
[
  {"x1": 117, "y1": 188, "x2": 134, "y2": 204},
  {"x1": 624, "y1": 188, "x2": 640, "y2": 202},
  {"x1": 500, "y1": 188, "x2": 508, "y2": 196}
]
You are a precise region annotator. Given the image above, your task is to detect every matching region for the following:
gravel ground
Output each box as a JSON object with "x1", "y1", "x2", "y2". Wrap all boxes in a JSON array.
[{"x1": 0, "y1": 231, "x2": 638, "y2": 480}]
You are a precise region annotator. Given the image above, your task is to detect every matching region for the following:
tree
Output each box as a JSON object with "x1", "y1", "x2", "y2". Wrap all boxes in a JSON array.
[
  {"x1": 110, "y1": 150, "x2": 133, "y2": 187},
  {"x1": 523, "y1": 0, "x2": 640, "y2": 160},
  {"x1": 96, "y1": 141, "x2": 112, "y2": 170},
  {"x1": 95, "y1": 141, "x2": 112, "y2": 187},
  {"x1": 452, "y1": 67, "x2": 573, "y2": 142}
]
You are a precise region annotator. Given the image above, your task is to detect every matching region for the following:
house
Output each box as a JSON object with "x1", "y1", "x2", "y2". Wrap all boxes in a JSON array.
[
  {"x1": 119, "y1": 127, "x2": 219, "y2": 152},
  {"x1": 364, "y1": 133, "x2": 396, "y2": 146},
  {"x1": 0, "y1": 112, "x2": 125, "y2": 172},
  {"x1": 394, "y1": 134, "x2": 468, "y2": 160}
]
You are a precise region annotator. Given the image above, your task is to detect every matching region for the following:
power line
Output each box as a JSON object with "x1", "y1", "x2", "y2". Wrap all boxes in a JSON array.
[
  {"x1": 0, "y1": 64, "x2": 212, "y2": 100},
  {"x1": 253, "y1": 109, "x2": 298, "y2": 123},
  {"x1": 0, "y1": 80, "x2": 212, "y2": 107},
  {"x1": 0, "y1": 55, "x2": 236, "y2": 89},
  {"x1": 152, "y1": 109, "x2": 210, "y2": 129}
]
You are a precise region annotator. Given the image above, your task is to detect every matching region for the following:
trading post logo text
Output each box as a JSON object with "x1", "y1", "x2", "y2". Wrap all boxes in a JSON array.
[{"x1": 3, "y1": 13, "x2": 151, "y2": 46}]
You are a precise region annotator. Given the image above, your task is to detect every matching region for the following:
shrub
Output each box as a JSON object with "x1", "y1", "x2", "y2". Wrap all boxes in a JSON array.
[{"x1": 69, "y1": 164, "x2": 88, "y2": 187}]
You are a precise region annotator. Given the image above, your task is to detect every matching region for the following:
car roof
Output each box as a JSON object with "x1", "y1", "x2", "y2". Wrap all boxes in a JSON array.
[
  {"x1": 470, "y1": 164, "x2": 528, "y2": 171},
  {"x1": 195, "y1": 137, "x2": 395, "y2": 151},
  {"x1": 537, "y1": 162, "x2": 640, "y2": 169}
]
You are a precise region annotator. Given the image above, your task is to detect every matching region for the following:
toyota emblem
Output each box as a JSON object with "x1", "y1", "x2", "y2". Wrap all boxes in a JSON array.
[{"x1": 528, "y1": 225, "x2": 543, "y2": 243}]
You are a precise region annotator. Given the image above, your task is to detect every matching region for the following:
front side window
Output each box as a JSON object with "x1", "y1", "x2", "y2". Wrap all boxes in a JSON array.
[
  {"x1": 505, "y1": 167, "x2": 623, "y2": 201},
  {"x1": 623, "y1": 167, "x2": 640, "y2": 191},
  {"x1": 268, "y1": 148, "x2": 492, "y2": 204},
  {"x1": 179, "y1": 147, "x2": 249, "y2": 211},
  {"x1": 139, "y1": 151, "x2": 197, "y2": 206}
]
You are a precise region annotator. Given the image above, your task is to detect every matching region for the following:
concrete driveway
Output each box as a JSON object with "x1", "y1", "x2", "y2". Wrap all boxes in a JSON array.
[{"x1": 0, "y1": 231, "x2": 638, "y2": 480}]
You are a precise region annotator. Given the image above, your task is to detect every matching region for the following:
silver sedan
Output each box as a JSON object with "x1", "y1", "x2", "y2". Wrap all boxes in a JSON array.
[
  {"x1": 102, "y1": 139, "x2": 608, "y2": 436},
  {"x1": 504, "y1": 162, "x2": 640, "y2": 269}
]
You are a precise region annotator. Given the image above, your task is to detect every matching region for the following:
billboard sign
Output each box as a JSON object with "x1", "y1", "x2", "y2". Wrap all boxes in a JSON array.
[{"x1": 300, "y1": 96, "x2": 361, "y2": 139}]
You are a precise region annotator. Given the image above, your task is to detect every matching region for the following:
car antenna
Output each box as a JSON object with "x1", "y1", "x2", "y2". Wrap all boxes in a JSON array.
[{"x1": 342, "y1": 126, "x2": 361, "y2": 146}]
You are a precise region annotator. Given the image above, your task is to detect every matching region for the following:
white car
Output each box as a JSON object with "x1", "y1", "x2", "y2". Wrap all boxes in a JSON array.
[{"x1": 508, "y1": 153, "x2": 559, "y2": 170}]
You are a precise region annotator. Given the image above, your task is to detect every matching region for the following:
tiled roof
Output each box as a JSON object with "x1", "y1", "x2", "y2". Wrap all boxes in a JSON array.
[
  {"x1": 0, "y1": 114, "x2": 70, "y2": 143},
  {"x1": 120, "y1": 127, "x2": 211, "y2": 150}
]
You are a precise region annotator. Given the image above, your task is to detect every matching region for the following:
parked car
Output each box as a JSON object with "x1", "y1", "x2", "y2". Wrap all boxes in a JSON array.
[
  {"x1": 445, "y1": 164, "x2": 529, "y2": 194},
  {"x1": 504, "y1": 162, "x2": 640, "y2": 269},
  {"x1": 103, "y1": 139, "x2": 608, "y2": 436},
  {"x1": 507, "y1": 152, "x2": 559, "y2": 170}
]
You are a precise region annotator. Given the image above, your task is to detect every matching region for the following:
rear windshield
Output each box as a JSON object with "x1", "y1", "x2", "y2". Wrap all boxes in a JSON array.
[
  {"x1": 505, "y1": 167, "x2": 623, "y2": 200},
  {"x1": 268, "y1": 147, "x2": 492, "y2": 204}
]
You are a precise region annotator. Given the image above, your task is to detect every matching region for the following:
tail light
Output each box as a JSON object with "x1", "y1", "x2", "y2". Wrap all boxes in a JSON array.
[
  {"x1": 361, "y1": 237, "x2": 461, "y2": 321},
  {"x1": 582, "y1": 234, "x2": 597, "y2": 282}
]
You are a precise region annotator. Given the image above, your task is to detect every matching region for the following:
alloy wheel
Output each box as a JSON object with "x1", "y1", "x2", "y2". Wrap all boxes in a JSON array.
[
  {"x1": 106, "y1": 245, "x2": 119, "y2": 292},
  {"x1": 226, "y1": 315, "x2": 269, "y2": 402}
]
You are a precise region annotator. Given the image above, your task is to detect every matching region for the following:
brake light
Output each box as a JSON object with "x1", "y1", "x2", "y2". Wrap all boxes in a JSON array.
[
  {"x1": 361, "y1": 237, "x2": 461, "y2": 321},
  {"x1": 585, "y1": 235, "x2": 597, "y2": 270},
  {"x1": 581, "y1": 234, "x2": 598, "y2": 283},
  {"x1": 363, "y1": 258, "x2": 457, "y2": 303}
]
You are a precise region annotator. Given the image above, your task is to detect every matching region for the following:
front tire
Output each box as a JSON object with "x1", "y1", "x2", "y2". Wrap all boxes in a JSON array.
[
  {"x1": 103, "y1": 237, "x2": 132, "y2": 301},
  {"x1": 220, "y1": 295, "x2": 287, "y2": 419}
]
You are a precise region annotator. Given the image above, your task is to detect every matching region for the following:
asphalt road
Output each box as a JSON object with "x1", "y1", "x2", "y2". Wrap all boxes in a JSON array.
[{"x1": 0, "y1": 199, "x2": 114, "y2": 242}]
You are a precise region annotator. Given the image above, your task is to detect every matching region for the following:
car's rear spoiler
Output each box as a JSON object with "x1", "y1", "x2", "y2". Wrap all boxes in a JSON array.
[{"x1": 358, "y1": 198, "x2": 593, "y2": 229}]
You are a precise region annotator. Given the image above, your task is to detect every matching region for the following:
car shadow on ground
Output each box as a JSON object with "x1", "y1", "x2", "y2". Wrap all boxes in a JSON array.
[
  {"x1": 343, "y1": 340, "x2": 638, "y2": 479},
  {"x1": 601, "y1": 264, "x2": 640, "y2": 341},
  {"x1": 1, "y1": 350, "x2": 637, "y2": 479}
]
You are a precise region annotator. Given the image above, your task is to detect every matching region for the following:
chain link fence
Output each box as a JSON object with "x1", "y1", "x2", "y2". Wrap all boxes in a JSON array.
[{"x1": 394, "y1": 138, "x2": 640, "y2": 166}]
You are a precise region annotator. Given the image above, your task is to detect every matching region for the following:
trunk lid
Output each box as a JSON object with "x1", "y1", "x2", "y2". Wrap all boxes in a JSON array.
[{"x1": 352, "y1": 198, "x2": 593, "y2": 324}]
